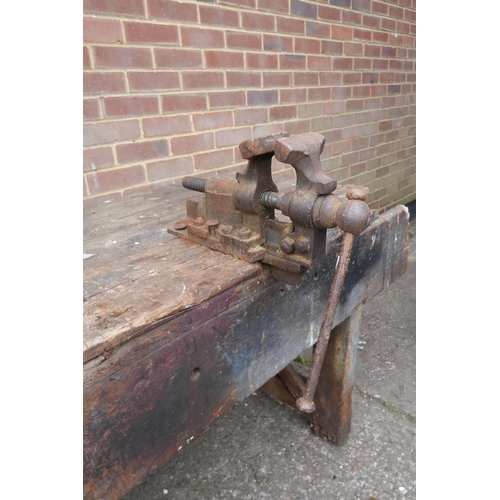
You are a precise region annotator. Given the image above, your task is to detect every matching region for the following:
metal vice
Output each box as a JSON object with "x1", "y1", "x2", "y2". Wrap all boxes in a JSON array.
[
  {"x1": 168, "y1": 132, "x2": 372, "y2": 285},
  {"x1": 168, "y1": 131, "x2": 373, "y2": 413}
]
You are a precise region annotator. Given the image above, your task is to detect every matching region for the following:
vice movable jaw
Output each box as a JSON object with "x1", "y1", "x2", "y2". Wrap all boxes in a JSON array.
[{"x1": 169, "y1": 131, "x2": 372, "y2": 285}]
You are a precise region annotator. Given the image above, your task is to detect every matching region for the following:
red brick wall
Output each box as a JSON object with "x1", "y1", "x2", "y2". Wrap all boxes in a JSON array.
[{"x1": 83, "y1": 0, "x2": 416, "y2": 212}]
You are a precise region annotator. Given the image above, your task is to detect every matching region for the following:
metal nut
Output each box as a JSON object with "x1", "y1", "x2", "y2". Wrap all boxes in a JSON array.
[
  {"x1": 237, "y1": 227, "x2": 252, "y2": 240},
  {"x1": 295, "y1": 236, "x2": 311, "y2": 253},
  {"x1": 193, "y1": 216, "x2": 205, "y2": 226},
  {"x1": 280, "y1": 237, "x2": 295, "y2": 254},
  {"x1": 174, "y1": 221, "x2": 187, "y2": 230}
]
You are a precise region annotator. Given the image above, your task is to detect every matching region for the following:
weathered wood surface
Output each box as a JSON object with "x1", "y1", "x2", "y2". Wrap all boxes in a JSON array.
[{"x1": 83, "y1": 185, "x2": 409, "y2": 500}]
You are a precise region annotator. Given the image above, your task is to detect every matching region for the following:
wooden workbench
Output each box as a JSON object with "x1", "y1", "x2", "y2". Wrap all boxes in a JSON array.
[{"x1": 83, "y1": 184, "x2": 409, "y2": 499}]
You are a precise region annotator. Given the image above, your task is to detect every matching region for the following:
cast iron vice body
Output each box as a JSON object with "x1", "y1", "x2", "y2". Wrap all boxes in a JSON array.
[{"x1": 168, "y1": 131, "x2": 373, "y2": 413}]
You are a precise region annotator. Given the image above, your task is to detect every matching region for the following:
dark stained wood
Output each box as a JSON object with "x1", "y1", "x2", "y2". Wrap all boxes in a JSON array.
[
  {"x1": 311, "y1": 303, "x2": 364, "y2": 445},
  {"x1": 83, "y1": 184, "x2": 409, "y2": 499}
]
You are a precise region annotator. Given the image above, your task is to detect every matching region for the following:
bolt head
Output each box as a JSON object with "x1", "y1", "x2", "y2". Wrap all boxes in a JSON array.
[
  {"x1": 206, "y1": 219, "x2": 220, "y2": 228},
  {"x1": 193, "y1": 216, "x2": 205, "y2": 226},
  {"x1": 280, "y1": 237, "x2": 295, "y2": 254},
  {"x1": 237, "y1": 227, "x2": 252, "y2": 239},
  {"x1": 295, "y1": 236, "x2": 311, "y2": 253},
  {"x1": 174, "y1": 221, "x2": 187, "y2": 230}
]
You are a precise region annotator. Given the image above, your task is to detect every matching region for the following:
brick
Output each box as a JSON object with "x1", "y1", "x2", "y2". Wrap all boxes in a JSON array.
[
  {"x1": 183, "y1": 71, "x2": 224, "y2": 90},
  {"x1": 372, "y1": 1, "x2": 388, "y2": 15},
  {"x1": 205, "y1": 51, "x2": 244, "y2": 69},
  {"x1": 83, "y1": 120, "x2": 141, "y2": 147},
  {"x1": 193, "y1": 111, "x2": 233, "y2": 131},
  {"x1": 181, "y1": 27, "x2": 224, "y2": 48},
  {"x1": 280, "y1": 88, "x2": 307, "y2": 103},
  {"x1": 353, "y1": 59, "x2": 371, "y2": 72},
  {"x1": 333, "y1": 57, "x2": 353, "y2": 70},
  {"x1": 334, "y1": 114, "x2": 354, "y2": 128},
  {"x1": 342, "y1": 125, "x2": 363, "y2": 140},
  {"x1": 242, "y1": 12, "x2": 275, "y2": 31},
  {"x1": 311, "y1": 116, "x2": 333, "y2": 131},
  {"x1": 329, "y1": 0, "x2": 351, "y2": 7},
  {"x1": 234, "y1": 108, "x2": 268, "y2": 126},
  {"x1": 342, "y1": 10, "x2": 362, "y2": 25},
  {"x1": 83, "y1": 99, "x2": 100, "y2": 121},
  {"x1": 279, "y1": 54, "x2": 306, "y2": 70},
  {"x1": 128, "y1": 71, "x2": 179, "y2": 92},
  {"x1": 294, "y1": 72, "x2": 319, "y2": 86},
  {"x1": 290, "y1": 0, "x2": 317, "y2": 19},
  {"x1": 344, "y1": 42, "x2": 363, "y2": 56},
  {"x1": 276, "y1": 17, "x2": 304, "y2": 35},
  {"x1": 248, "y1": 90, "x2": 278, "y2": 106},
  {"x1": 270, "y1": 105, "x2": 297, "y2": 121},
  {"x1": 209, "y1": 91, "x2": 246, "y2": 109},
  {"x1": 353, "y1": 28, "x2": 371, "y2": 42},
  {"x1": 83, "y1": 0, "x2": 145, "y2": 17},
  {"x1": 318, "y1": 6, "x2": 341, "y2": 22},
  {"x1": 199, "y1": 5, "x2": 240, "y2": 27},
  {"x1": 116, "y1": 139, "x2": 169, "y2": 163},
  {"x1": 353, "y1": 85, "x2": 371, "y2": 97},
  {"x1": 162, "y1": 93, "x2": 207, "y2": 113},
  {"x1": 104, "y1": 96, "x2": 158, "y2": 118},
  {"x1": 246, "y1": 53, "x2": 278, "y2": 70},
  {"x1": 381, "y1": 18, "x2": 396, "y2": 32},
  {"x1": 253, "y1": 122, "x2": 284, "y2": 138},
  {"x1": 388, "y1": 85, "x2": 402, "y2": 94},
  {"x1": 379, "y1": 72, "x2": 395, "y2": 84},
  {"x1": 323, "y1": 100, "x2": 345, "y2": 114},
  {"x1": 83, "y1": 17, "x2": 123, "y2": 43},
  {"x1": 308, "y1": 55, "x2": 331, "y2": 71},
  {"x1": 226, "y1": 31, "x2": 262, "y2": 50},
  {"x1": 396, "y1": 21, "x2": 411, "y2": 35},
  {"x1": 155, "y1": 48, "x2": 203, "y2": 69},
  {"x1": 83, "y1": 47, "x2": 91, "y2": 68},
  {"x1": 227, "y1": 71, "x2": 261, "y2": 88},
  {"x1": 308, "y1": 87, "x2": 331, "y2": 101},
  {"x1": 379, "y1": 120, "x2": 393, "y2": 132},
  {"x1": 94, "y1": 47, "x2": 152, "y2": 69},
  {"x1": 346, "y1": 99, "x2": 364, "y2": 111},
  {"x1": 295, "y1": 37, "x2": 321, "y2": 54},
  {"x1": 264, "y1": 73, "x2": 290, "y2": 87},
  {"x1": 286, "y1": 119, "x2": 311, "y2": 135},
  {"x1": 306, "y1": 21, "x2": 330, "y2": 38},
  {"x1": 341, "y1": 151, "x2": 359, "y2": 167},
  {"x1": 263, "y1": 34, "x2": 293, "y2": 52},
  {"x1": 342, "y1": 72, "x2": 362, "y2": 85},
  {"x1": 257, "y1": 0, "x2": 289, "y2": 14},
  {"x1": 220, "y1": 0, "x2": 256, "y2": 7},
  {"x1": 352, "y1": 0, "x2": 371, "y2": 12},
  {"x1": 321, "y1": 40, "x2": 343, "y2": 55},
  {"x1": 83, "y1": 147, "x2": 114, "y2": 172},
  {"x1": 124, "y1": 22, "x2": 178, "y2": 45},
  {"x1": 148, "y1": 0, "x2": 198, "y2": 21},
  {"x1": 372, "y1": 31, "x2": 389, "y2": 44},
  {"x1": 331, "y1": 26, "x2": 353, "y2": 41},
  {"x1": 87, "y1": 165, "x2": 146, "y2": 195},
  {"x1": 365, "y1": 44, "x2": 381, "y2": 57},
  {"x1": 147, "y1": 156, "x2": 194, "y2": 181},
  {"x1": 83, "y1": 72, "x2": 125, "y2": 95},
  {"x1": 216, "y1": 127, "x2": 252, "y2": 148},
  {"x1": 171, "y1": 133, "x2": 214, "y2": 155},
  {"x1": 298, "y1": 102, "x2": 322, "y2": 118},
  {"x1": 142, "y1": 115, "x2": 192, "y2": 137},
  {"x1": 382, "y1": 46, "x2": 397, "y2": 58},
  {"x1": 389, "y1": 5, "x2": 405, "y2": 19},
  {"x1": 194, "y1": 148, "x2": 234, "y2": 171},
  {"x1": 371, "y1": 85, "x2": 386, "y2": 97},
  {"x1": 332, "y1": 87, "x2": 351, "y2": 100},
  {"x1": 373, "y1": 59, "x2": 389, "y2": 70},
  {"x1": 362, "y1": 72, "x2": 379, "y2": 84},
  {"x1": 319, "y1": 72, "x2": 342, "y2": 85}
]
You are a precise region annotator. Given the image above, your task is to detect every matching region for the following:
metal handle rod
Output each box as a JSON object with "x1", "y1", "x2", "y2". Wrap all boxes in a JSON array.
[{"x1": 296, "y1": 231, "x2": 355, "y2": 413}]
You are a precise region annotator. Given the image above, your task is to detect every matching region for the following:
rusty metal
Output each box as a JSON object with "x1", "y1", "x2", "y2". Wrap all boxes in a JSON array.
[
  {"x1": 296, "y1": 231, "x2": 355, "y2": 413},
  {"x1": 169, "y1": 131, "x2": 374, "y2": 412}
]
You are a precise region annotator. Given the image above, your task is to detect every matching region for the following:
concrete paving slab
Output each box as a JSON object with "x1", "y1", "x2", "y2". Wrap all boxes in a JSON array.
[{"x1": 124, "y1": 213, "x2": 416, "y2": 500}]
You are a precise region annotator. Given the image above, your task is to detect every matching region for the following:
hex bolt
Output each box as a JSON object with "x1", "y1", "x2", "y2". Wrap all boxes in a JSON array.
[
  {"x1": 280, "y1": 237, "x2": 295, "y2": 254},
  {"x1": 295, "y1": 236, "x2": 311, "y2": 253},
  {"x1": 206, "y1": 219, "x2": 220, "y2": 236},
  {"x1": 174, "y1": 221, "x2": 187, "y2": 230},
  {"x1": 193, "y1": 216, "x2": 205, "y2": 227},
  {"x1": 238, "y1": 227, "x2": 252, "y2": 240}
]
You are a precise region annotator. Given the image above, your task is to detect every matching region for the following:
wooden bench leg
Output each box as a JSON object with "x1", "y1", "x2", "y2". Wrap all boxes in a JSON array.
[{"x1": 310, "y1": 302, "x2": 363, "y2": 445}]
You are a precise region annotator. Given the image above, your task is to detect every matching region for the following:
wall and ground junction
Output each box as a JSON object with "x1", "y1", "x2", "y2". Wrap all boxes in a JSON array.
[{"x1": 83, "y1": 0, "x2": 415, "y2": 212}]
